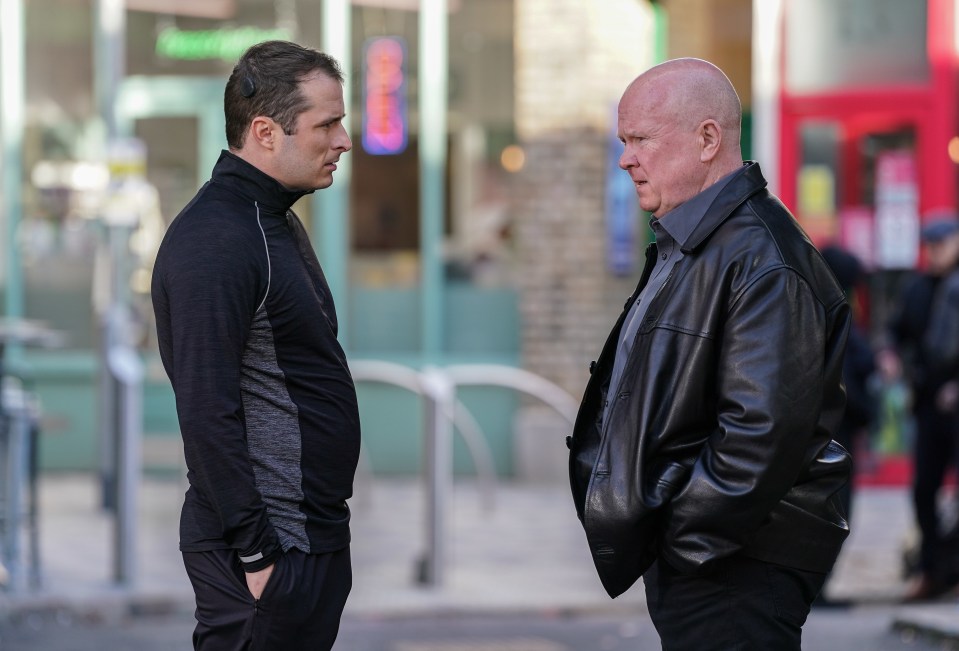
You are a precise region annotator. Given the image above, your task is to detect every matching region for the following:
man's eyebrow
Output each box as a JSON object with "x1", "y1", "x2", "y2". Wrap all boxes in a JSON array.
[{"x1": 318, "y1": 113, "x2": 347, "y2": 125}]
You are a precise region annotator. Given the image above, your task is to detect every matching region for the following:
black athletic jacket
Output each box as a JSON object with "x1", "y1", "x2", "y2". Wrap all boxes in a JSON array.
[{"x1": 152, "y1": 150, "x2": 361, "y2": 572}]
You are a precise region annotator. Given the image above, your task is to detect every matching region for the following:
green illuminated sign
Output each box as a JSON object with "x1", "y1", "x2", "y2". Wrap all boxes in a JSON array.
[{"x1": 156, "y1": 26, "x2": 294, "y2": 62}]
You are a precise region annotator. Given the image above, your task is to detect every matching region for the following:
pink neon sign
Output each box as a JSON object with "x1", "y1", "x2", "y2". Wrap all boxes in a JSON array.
[{"x1": 363, "y1": 37, "x2": 408, "y2": 155}]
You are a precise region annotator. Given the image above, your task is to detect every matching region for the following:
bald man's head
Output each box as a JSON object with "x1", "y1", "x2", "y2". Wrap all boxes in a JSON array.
[
  {"x1": 624, "y1": 58, "x2": 742, "y2": 142},
  {"x1": 617, "y1": 58, "x2": 744, "y2": 217}
]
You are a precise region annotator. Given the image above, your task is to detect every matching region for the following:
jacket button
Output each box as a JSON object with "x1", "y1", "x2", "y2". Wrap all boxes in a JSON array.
[
  {"x1": 565, "y1": 436, "x2": 573, "y2": 449},
  {"x1": 589, "y1": 361, "x2": 596, "y2": 374}
]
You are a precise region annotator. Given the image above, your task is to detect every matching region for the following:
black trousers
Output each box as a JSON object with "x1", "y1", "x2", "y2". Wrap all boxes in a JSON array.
[
  {"x1": 912, "y1": 401, "x2": 959, "y2": 578},
  {"x1": 644, "y1": 555, "x2": 826, "y2": 651},
  {"x1": 182, "y1": 547, "x2": 352, "y2": 651}
]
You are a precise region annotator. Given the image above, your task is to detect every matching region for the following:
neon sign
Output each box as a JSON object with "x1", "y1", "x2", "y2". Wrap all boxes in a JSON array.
[
  {"x1": 155, "y1": 26, "x2": 293, "y2": 62},
  {"x1": 363, "y1": 37, "x2": 408, "y2": 155}
]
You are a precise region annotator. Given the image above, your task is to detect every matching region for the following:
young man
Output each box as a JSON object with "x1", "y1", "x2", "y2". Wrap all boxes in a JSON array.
[
  {"x1": 152, "y1": 41, "x2": 359, "y2": 651},
  {"x1": 569, "y1": 58, "x2": 851, "y2": 649}
]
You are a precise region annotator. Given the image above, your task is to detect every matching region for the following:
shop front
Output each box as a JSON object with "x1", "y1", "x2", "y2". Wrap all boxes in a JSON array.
[
  {"x1": 10, "y1": 0, "x2": 522, "y2": 476},
  {"x1": 778, "y1": 0, "x2": 956, "y2": 314},
  {"x1": 775, "y1": 0, "x2": 959, "y2": 473}
]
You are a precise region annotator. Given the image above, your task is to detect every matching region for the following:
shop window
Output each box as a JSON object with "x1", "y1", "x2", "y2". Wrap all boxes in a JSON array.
[{"x1": 785, "y1": 0, "x2": 927, "y2": 94}]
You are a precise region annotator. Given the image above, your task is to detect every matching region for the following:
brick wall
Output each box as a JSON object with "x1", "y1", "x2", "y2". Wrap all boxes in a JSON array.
[{"x1": 513, "y1": 0, "x2": 655, "y2": 398}]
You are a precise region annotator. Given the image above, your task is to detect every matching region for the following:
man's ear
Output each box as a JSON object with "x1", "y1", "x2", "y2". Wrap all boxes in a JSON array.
[
  {"x1": 699, "y1": 119, "x2": 721, "y2": 163},
  {"x1": 248, "y1": 116, "x2": 278, "y2": 150}
]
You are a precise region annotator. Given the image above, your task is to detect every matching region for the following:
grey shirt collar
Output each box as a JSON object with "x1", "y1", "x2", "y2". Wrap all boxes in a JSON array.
[{"x1": 654, "y1": 165, "x2": 747, "y2": 247}]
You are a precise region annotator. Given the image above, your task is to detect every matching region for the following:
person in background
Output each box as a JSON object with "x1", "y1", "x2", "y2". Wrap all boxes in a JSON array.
[
  {"x1": 882, "y1": 213, "x2": 959, "y2": 601},
  {"x1": 568, "y1": 58, "x2": 851, "y2": 650},
  {"x1": 821, "y1": 245, "x2": 878, "y2": 516},
  {"x1": 151, "y1": 41, "x2": 359, "y2": 650},
  {"x1": 885, "y1": 212, "x2": 959, "y2": 601},
  {"x1": 816, "y1": 244, "x2": 878, "y2": 607}
]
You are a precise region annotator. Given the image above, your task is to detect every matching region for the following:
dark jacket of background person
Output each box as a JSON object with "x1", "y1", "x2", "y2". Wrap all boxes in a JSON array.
[
  {"x1": 821, "y1": 246, "x2": 877, "y2": 446},
  {"x1": 152, "y1": 151, "x2": 361, "y2": 570},
  {"x1": 889, "y1": 275, "x2": 948, "y2": 409},
  {"x1": 843, "y1": 332, "x2": 879, "y2": 435},
  {"x1": 923, "y1": 268, "x2": 959, "y2": 378},
  {"x1": 569, "y1": 162, "x2": 852, "y2": 598}
]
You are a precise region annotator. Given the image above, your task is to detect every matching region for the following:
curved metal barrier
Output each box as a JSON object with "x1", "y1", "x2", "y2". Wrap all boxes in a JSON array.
[
  {"x1": 349, "y1": 360, "x2": 498, "y2": 510},
  {"x1": 443, "y1": 364, "x2": 579, "y2": 422},
  {"x1": 350, "y1": 360, "x2": 578, "y2": 588}
]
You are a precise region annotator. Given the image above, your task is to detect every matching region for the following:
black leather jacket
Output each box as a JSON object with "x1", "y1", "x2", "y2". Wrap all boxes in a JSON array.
[{"x1": 569, "y1": 162, "x2": 852, "y2": 598}]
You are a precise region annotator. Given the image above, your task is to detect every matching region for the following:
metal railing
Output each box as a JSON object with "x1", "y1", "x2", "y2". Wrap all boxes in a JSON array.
[
  {"x1": 0, "y1": 318, "x2": 64, "y2": 593},
  {"x1": 350, "y1": 360, "x2": 579, "y2": 588},
  {"x1": 0, "y1": 358, "x2": 577, "y2": 594},
  {"x1": 0, "y1": 377, "x2": 41, "y2": 592}
]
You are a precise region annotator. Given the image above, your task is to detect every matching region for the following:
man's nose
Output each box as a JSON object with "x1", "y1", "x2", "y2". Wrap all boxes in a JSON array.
[{"x1": 338, "y1": 125, "x2": 353, "y2": 152}]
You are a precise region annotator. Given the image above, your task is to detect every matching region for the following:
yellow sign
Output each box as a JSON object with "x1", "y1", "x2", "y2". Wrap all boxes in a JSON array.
[{"x1": 798, "y1": 164, "x2": 836, "y2": 218}]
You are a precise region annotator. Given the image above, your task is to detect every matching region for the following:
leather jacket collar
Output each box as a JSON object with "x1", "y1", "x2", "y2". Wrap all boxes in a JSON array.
[{"x1": 681, "y1": 161, "x2": 767, "y2": 254}]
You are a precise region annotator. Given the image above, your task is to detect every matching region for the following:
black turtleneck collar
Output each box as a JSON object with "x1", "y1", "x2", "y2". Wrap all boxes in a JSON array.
[{"x1": 210, "y1": 150, "x2": 314, "y2": 213}]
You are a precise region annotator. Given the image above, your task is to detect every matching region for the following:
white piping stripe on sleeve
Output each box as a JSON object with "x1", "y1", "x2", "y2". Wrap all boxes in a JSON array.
[
  {"x1": 239, "y1": 552, "x2": 264, "y2": 563},
  {"x1": 254, "y1": 201, "x2": 272, "y2": 313}
]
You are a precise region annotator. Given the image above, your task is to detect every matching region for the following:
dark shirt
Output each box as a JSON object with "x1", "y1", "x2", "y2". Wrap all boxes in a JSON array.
[{"x1": 152, "y1": 151, "x2": 361, "y2": 571}]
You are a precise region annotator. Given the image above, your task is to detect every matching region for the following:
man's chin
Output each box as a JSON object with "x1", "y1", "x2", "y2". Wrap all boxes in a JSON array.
[
  {"x1": 637, "y1": 200, "x2": 658, "y2": 215},
  {"x1": 302, "y1": 173, "x2": 334, "y2": 191}
]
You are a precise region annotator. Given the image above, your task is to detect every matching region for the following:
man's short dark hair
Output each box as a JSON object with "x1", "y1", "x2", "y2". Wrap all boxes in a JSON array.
[{"x1": 225, "y1": 40, "x2": 344, "y2": 149}]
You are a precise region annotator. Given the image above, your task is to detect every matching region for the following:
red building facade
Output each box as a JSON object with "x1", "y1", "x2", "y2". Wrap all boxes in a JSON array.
[{"x1": 777, "y1": 0, "x2": 957, "y2": 272}]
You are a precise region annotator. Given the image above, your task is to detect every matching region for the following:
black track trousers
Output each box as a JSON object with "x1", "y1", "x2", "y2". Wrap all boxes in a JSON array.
[{"x1": 183, "y1": 547, "x2": 352, "y2": 651}]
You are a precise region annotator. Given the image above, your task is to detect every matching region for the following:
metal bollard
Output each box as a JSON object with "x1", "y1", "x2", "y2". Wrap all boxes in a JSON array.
[
  {"x1": 417, "y1": 367, "x2": 454, "y2": 587},
  {"x1": 1, "y1": 381, "x2": 30, "y2": 592},
  {"x1": 107, "y1": 306, "x2": 144, "y2": 587}
]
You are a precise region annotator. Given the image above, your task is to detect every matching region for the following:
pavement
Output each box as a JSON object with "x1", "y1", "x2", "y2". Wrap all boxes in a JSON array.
[{"x1": 0, "y1": 472, "x2": 957, "y2": 643}]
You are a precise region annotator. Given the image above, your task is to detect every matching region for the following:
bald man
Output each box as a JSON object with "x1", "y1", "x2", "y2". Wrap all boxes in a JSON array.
[{"x1": 569, "y1": 59, "x2": 852, "y2": 649}]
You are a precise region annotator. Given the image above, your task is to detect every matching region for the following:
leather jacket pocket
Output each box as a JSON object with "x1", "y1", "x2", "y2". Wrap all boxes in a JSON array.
[{"x1": 647, "y1": 460, "x2": 689, "y2": 509}]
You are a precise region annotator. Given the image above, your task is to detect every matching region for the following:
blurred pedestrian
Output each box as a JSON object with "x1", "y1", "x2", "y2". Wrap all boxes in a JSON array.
[
  {"x1": 821, "y1": 245, "x2": 878, "y2": 517},
  {"x1": 816, "y1": 244, "x2": 878, "y2": 607},
  {"x1": 568, "y1": 58, "x2": 851, "y2": 650},
  {"x1": 884, "y1": 213, "x2": 959, "y2": 601},
  {"x1": 151, "y1": 41, "x2": 359, "y2": 650}
]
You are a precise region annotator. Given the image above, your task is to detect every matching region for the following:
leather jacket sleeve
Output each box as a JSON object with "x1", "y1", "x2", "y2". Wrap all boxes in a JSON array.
[{"x1": 658, "y1": 265, "x2": 844, "y2": 575}]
